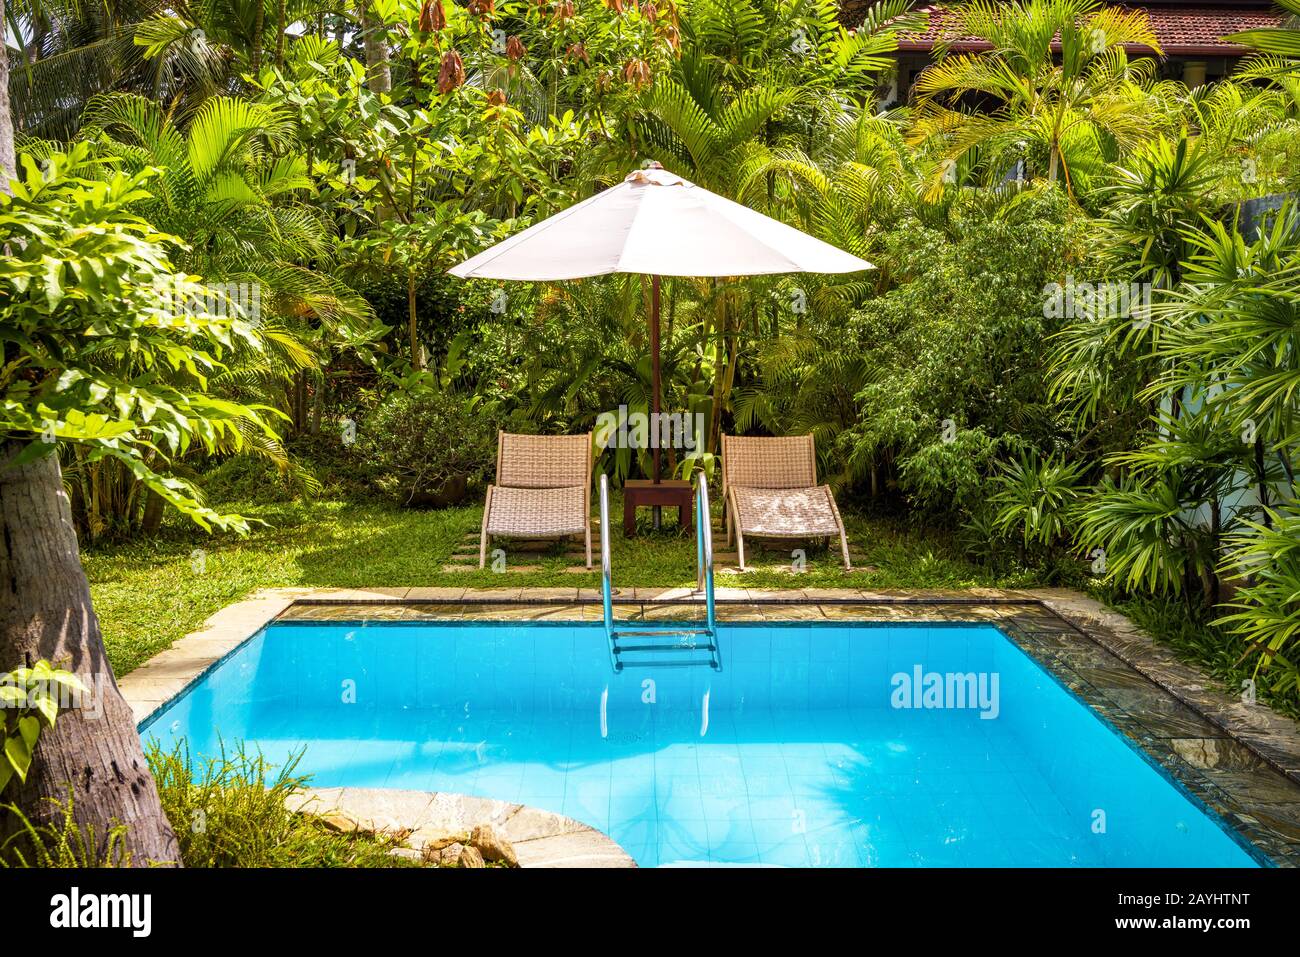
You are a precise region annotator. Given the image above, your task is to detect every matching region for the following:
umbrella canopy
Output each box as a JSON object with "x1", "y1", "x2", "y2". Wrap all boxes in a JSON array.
[
  {"x1": 449, "y1": 165, "x2": 872, "y2": 280},
  {"x1": 449, "y1": 164, "x2": 873, "y2": 491}
]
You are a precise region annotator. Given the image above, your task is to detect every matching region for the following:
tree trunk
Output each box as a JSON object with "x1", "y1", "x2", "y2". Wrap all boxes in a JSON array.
[
  {"x1": 408, "y1": 270, "x2": 423, "y2": 371},
  {"x1": 275, "y1": 0, "x2": 287, "y2": 68},
  {"x1": 311, "y1": 369, "x2": 324, "y2": 435},
  {"x1": 360, "y1": 1, "x2": 391, "y2": 94},
  {"x1": 0, "y1": 443, "x2": 182, "y2": 865},
  {"x1": 1254, "y1": 437, "x2": 1270, "y2": 528},
  {"x1": 1208, "y1": 498, "x2": 1222, "y2": 607},
  {"x1": 708, "y1": 289, "x2": 731, "y2": 455},
  {"x1": 141, "y1": 488, "x2": 165, "y2": 536},
  {"x1": 293, "y1": 371, "x2": 309, "y2": 433},
  {"x1": 706, "y1": 281, "x2": 724, "y2": 453},
  {"x1": 252, "y1": 0, "x2": 265, "y2": 73},
  {"x1": 0, "y1": 0, "x2": 15, "y2": 188}
]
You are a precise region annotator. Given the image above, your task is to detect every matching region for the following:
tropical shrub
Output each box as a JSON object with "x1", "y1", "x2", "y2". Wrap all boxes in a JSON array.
[
  {"x1": 0, "y1": 144, "x2": 281, "y2": 533},
  {"x1": 1053, "y1": 190, "x2": 1299, "y2": 687},
  {"x1": 148, "y1": 742, "x2": 413, "y2": 868},
  {"x1": 989, "y1": 452, "x2": 1087, "y2": 554},
  {"x1": 1217, "y1": 506, "x2": 1300, "y2": 695},
  {"x1": 361, "y1": 386, "x2": 497, "y2": 506},
  {"x1": 2, "y1": 741, "x2": 422, "y2": 867},
  {"x1": 841, "y1": 187, "x2": 1089, "y2": 516},
  {"x1": 74, "y1": 92, "x2": 381, "y2": 426},
  {"x1": 0, "y1": 794, "x2": 130, "y2": 867}
]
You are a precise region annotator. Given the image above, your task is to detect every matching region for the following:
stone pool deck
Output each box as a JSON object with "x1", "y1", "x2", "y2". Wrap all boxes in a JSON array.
[
  {"x1": 284, "y1": 787, "x2": 636, "y2": 868},
  {"x1": 119, "y1": 585, "x2": 1300, "y2": 867}
]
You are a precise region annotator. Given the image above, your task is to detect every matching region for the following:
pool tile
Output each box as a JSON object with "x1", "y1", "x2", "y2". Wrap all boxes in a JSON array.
[
  {"x1": 659, "y1": 820, "x2": 711, "y2": 854},
  {"x1": 657, "y1": 791, "x2": 706, "y2": 820},
  {"x1": 708, "y1": 841, "x2": 763, "y2": 865},
  {"x1": 747, "y1": 795, "x2": 801, "y2": 822},
  {"x1": 609, "y1": 792, "x2": 657, "y2": 820},
  {"x1": 148, "y1": 615, "x2": 1279, "y2": 869},
  {"x1": 698, "y1": 794, "x2": 752, "y2": 818},
  {"x1": 756, "y1": 837, "x2": 812, "y2": 867}
]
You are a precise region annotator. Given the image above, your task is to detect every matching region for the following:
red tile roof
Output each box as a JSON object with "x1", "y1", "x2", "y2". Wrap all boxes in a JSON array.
[{"x1": 842, "y1": 3, "x2": 1287, "y2": 55}]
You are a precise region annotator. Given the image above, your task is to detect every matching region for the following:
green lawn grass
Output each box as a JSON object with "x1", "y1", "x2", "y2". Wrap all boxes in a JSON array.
[{"x1": 84, "y1": 494, "x2": 1050, "y2": 676}]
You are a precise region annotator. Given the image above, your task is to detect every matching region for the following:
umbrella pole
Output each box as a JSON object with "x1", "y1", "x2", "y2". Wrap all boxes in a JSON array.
[{"x1": 651, "y1": 274, "x2": 662, "y2": 529}]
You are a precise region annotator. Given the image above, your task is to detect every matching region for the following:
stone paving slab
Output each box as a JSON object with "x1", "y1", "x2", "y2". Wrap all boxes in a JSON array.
[{"x1": 284, "y1": 787, "x2": 636, "y2": 868}]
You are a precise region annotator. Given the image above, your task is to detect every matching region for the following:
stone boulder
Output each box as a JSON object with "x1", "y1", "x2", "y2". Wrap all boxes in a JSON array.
[
  {"x1": 469, "y1": 824, "x2": 519, "y2": 867},
  {"x1": 316, "y1": 812, "x2": 364, "y2": 834},
  {"x1": 431, "y1": 841, "x2": 465, "y2": 865},
  {"x1": 456, "y1": 844, "x2": 486, "y2": 868}
]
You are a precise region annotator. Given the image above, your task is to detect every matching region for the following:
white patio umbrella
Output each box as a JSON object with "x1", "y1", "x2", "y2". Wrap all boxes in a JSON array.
[{"x1": 449, "y1": 163, "x2": 872, "y2": 487}]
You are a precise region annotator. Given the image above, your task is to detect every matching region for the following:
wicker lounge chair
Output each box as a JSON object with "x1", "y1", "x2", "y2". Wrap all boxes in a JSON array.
[
  {"x1": 479, "y1": 431, "x2": 594, "y2": 569},
  {"x1": 721, "y1": 433, "x2": 851, "y2": 571}
]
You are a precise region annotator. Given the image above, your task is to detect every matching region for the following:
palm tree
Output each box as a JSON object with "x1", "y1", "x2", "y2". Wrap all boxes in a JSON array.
[
  {"x1": 910, "y1": 0, "x2": 1171, "y2": 199},
  {"x1": 76, "y1": 93, "x2": 374, "y2": 366},
  {"x1": 131, "y1": 0, "x2": 335, "y2": 107},
  {"x1": 1185, "y1": 66, "x2": 1300, "y2": 202},
  {"x1": 1, "y1": 0, "x2": 15, "y2": 180},
  {"x1": 724, "y1": 105, "x2": 920, "y2": 484},
  {"x1": 6, "y1": 0, "x2": 164, "y2": 138},
  {"x1": 7, "y1": 0, "x2": 338, "y2": 138},
  {"x1": 1154, "y1": 205, "x2": 1300, "y2": 480},
  {"x1": 637, "y1": 0, "x2": 921, "y2": 194}
]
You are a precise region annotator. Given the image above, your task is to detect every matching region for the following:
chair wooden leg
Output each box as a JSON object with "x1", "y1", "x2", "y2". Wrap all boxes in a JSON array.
[
  {"x1": 585, "y1": 487, "x2": 592, "y2": 568},
  {"x1": 479, "y1": 487, "x2": 493, "y2": 569},
  {"x1": 736, "y1": 528, "x2": 747, "y2": 572},
  {"x1": 826, "y1": 490, "x2": 851, "y2": 571}
]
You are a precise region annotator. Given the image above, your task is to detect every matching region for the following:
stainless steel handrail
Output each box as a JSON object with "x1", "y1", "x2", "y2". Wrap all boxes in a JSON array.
[
  {"x1": 599, "y1": 474, "x2": 616, "y2": 670},
  {"x1": 695, "y1": 471, "x2": 718, "y2": 660}
]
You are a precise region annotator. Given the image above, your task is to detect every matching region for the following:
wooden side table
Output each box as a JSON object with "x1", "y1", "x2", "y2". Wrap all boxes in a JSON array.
[{"x1": 622, "y1": 479, "x2": 694, "y2": 536}]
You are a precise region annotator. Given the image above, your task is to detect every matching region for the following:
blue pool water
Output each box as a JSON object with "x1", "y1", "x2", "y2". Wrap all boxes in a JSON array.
[{"x1": 143, "y1": 620, "x2": 1261, "y2": 867}]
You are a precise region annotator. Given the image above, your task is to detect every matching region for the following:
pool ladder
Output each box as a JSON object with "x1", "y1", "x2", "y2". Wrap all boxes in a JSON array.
[{"x1": 599, "y1": 472, "x2": 720, "y2": 672}]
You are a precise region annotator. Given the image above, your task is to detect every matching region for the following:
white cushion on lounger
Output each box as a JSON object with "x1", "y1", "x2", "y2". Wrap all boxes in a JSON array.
[{"x1": 728, "y1": 486, "x2": 843, "y2": 538}]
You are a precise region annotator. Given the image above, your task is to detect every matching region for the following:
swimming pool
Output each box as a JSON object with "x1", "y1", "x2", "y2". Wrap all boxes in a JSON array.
[{"x1": 142, "y1": 618, "x2": 1262, "y2": 867}]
